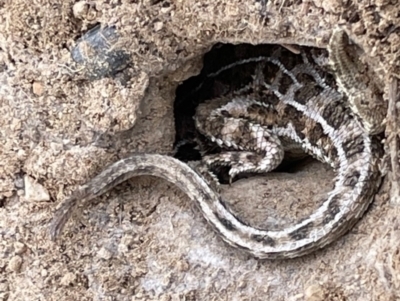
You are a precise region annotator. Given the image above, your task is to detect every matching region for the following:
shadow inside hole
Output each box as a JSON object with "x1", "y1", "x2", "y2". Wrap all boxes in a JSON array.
[{"x1": 173, "y1": 42, "x2": 327, "y2": 183}]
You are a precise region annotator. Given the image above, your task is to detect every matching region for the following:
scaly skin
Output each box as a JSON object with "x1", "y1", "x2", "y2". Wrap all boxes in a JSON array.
[{"x1": 49, "y1": 29, "x2": 385, "y2": 259}]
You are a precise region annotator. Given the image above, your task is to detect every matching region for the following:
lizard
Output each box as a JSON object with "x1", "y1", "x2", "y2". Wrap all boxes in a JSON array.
[{"x1": 49, "y1": 28, "x2": 387, "y2": 259}]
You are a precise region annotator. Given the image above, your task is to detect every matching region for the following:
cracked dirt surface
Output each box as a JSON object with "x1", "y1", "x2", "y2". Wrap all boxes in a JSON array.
[{"x1": 1, "y1": 0, "x2": 400, "y2": 300}]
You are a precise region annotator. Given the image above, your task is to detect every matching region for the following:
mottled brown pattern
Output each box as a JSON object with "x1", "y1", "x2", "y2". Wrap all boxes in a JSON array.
[
  {"x1": 277, "y1": 74, "x2": 295, "y2": 95},
  {"x1": 289, "y1": 222, "x2": 315, "y2": 241},
  {"x1": 342, "y1": 135, "x2": 366, "y2": 159},
  {"x1": 50, "y1": 30, "x2": 386, "y2": 259},
  {"x1": 294, "y1": 83, "x2": 324, "y2": 104},
  {"x1": 214, "y1": 212, "x2": 237, "y2": 231},
  {"x1": 261, "y1": 62, "x2": 281, "y2": 85},
  {"x1": 247, "y1": 103, "x2": 278, "y2": 125},
  {"x1": 250, "y1": 234, "x2": 276, "y2": 247},
  {"x1": 343, "y1": 171, "x2": 361, "y2": 187},
  {"x1": 323, "y1": 196, "x2": 342, "y2": 224},
  {"x1": 321, "y1": 100, "x2": 348, "y2": 129},
  {"x1": 305, "y1": 122, "x2": 325, "y2": 147}
]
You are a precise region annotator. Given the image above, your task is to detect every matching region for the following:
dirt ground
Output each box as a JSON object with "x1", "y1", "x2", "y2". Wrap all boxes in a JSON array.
[{"x1": 1, "y1": 0, "x2": 400, "y2": 300}]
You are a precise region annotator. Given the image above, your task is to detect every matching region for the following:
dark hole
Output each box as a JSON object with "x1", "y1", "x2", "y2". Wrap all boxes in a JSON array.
[{"x1": 173, "y1": 43, "x2": 321, "y2": 182}]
